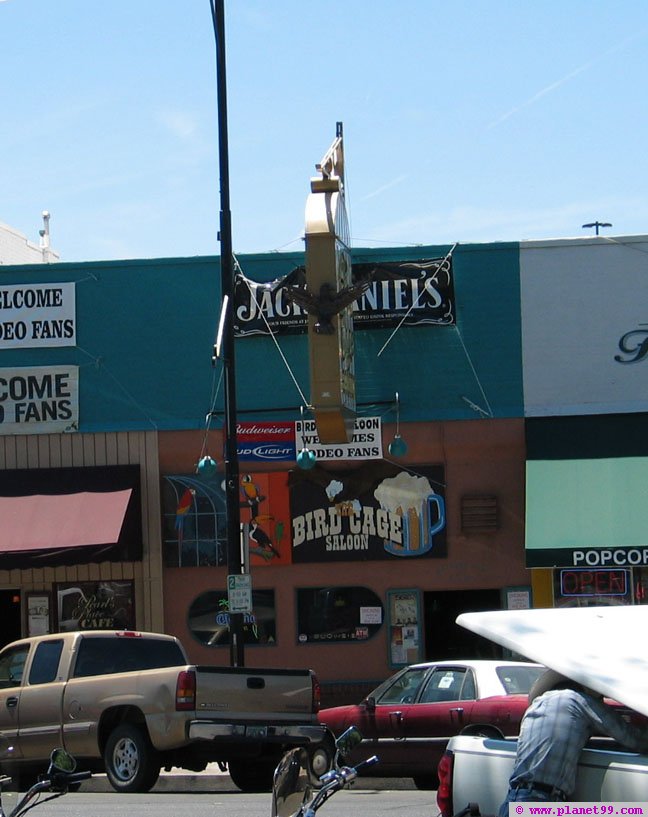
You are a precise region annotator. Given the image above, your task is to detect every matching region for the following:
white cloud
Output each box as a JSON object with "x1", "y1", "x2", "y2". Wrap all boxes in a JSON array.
[{"x1": 157, "y1": 110, "x2": 199, "y2": 140}]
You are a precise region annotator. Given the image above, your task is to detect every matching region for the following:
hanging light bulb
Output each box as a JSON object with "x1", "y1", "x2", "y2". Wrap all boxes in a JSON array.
[
  {"x1": 388, "y1": 434, "x2": 408, "y2": 457},
  {"x1": 197, "y1": 455, "x2": 218, "y2": 477},
  {"x1": 388, "y1": 391, "x2": 408, "y2": 457},
  {"x1": 297, "y1": 447, "x2": 317, "y2": 470},
  {"x1": 296, "y1": 404, "x2": 317, "y2": 469}
]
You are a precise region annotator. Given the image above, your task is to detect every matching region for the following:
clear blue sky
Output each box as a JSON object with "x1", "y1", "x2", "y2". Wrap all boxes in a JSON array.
[{"x1": 2, "y1": 0, "x2": 647, "y2": 263}]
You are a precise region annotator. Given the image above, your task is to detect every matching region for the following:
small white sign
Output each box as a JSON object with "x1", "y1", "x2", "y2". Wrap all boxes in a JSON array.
[
  {"x1": 0, "y1": 282, "x2": 76, "y2": 349},
  {"x1": 0, "y1": 365, "x2": 79, "y2": 435},
  {"x1": 360, "y1": 606, "x2": 383, "y2": 625},
  {"x1": 227, "y1": 574, "x2": 253, "y2": 613},
  {"x1": 295, "y1": 416, "x2": 382, "y2": 461}
]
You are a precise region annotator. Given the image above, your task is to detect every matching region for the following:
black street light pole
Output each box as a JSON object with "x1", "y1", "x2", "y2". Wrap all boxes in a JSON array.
[{"x1": 210, "y1": 0, "x2": 245, "y2": 668}]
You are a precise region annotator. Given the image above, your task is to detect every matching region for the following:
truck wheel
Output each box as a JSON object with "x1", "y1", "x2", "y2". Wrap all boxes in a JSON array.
[
  {"x1": 104, "y1": 724, "x2": 161, "y2": 793},
  {"x1": 228, "y1": 758, "x2": 276, "y2": 793},
  {"x1": 309, "y1": 740, "x2": 334, "y2": 779}
]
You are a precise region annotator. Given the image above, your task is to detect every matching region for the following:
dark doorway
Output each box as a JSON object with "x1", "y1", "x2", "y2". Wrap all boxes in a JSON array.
[
  {"x1": 0, "y1": 590, "x2": 22, "y2": 648},
  {"x1": 423, "y1": 589, "x2": 503, "y2": 660}
]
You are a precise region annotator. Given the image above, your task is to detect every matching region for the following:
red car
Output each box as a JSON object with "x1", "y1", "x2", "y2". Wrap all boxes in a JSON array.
[{"x1": 318, "y1": 659, "x2": 544, "y2": 789}]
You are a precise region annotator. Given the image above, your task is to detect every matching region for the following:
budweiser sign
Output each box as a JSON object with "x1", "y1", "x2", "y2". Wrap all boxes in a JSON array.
[{"x1": 236, "y1": 421, "x2": 296, "y2": 462}]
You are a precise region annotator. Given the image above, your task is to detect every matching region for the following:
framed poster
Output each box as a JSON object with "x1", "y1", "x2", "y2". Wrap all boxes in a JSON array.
[
  {"x1": 27, "y1": 592, "x2": 51, "y2": 636},
  {"x1": 503, "y1": 586, "x2": 532, "y2": 610},
  {"x1": 387, "y1": 589, "x2": 423, "y2": 668}
]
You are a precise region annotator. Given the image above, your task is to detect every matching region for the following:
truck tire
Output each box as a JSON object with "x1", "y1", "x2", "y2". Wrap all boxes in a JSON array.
[
  {"x1": 228, "y1": 758, "x2": 276, "y2": 793},
  {"x1": 104, "y1": 723, "x2": 161, "y2": 793},
  {"x1": 309, "y1": 739, "x2": 334, "y2": 779}
]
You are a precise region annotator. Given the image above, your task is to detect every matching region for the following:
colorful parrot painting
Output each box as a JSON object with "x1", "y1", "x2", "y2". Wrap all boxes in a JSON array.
[
  {"x1": 174, "y1": 488, "x2": 195, "y2": 543},
  {"x1": 240, "y1": 474, "x2": 265, "y2": 519}
]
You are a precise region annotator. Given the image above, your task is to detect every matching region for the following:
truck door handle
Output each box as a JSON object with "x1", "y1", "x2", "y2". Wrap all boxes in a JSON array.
[
  {"x1": 449, "y1": 707, "x2": 464, "y2": 713},
  {"x1": 390, "y1": 711, "x2": 403, "y2": 723},
  {"x1": 6, "y1": 697, "x2": 18, "y2": 709},
  {"x1": 247, "y1": 677, "x2": 265, "y2": 690}
]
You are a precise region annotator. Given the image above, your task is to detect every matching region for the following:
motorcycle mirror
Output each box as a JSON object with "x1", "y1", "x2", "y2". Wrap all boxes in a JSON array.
[
  {"x1": 335, "y1": 726, "x2": 363, "y2": 758},
  {"x1": 49, "y1": 748, "x2": 76, "y2": 773},
  {"x1": 272, "y1": 748, "x2": 312, "y2": 817}
]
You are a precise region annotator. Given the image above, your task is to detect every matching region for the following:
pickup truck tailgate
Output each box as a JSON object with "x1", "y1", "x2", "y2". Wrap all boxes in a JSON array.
[{"x1": 193, "y1": 666, "x2": 316, "y2": 722}]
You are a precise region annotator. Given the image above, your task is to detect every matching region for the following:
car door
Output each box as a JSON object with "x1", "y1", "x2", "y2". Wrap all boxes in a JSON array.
[
  {"x1": 16, "y1": 639, "x2": 65, "y2": 761},
  {"x1": 401, "y1": 666, "x2": 477, "y2": 774},
  {"x1": 359, "y1": 665, "x2": 431, "y2": 773},
  {"x1": 469, "y1": 693, "x2": 530, "y2": 736},
  {"x1": 0, "y1": 643, "x2": 30, "y2": 761}
]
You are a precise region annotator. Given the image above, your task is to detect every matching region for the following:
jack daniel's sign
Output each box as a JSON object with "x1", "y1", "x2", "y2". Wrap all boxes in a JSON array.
[{"x1": 233, "y1": 258, "x2": 455, "y2": 337}]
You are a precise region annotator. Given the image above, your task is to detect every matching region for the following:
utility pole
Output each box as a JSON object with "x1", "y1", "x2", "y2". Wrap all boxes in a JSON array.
[
  {"x1": 210, "y1": 0, "x2": 245, "y2": 668},
  {"x1": 582, "y1": 221, "x2": 612, "y2": 236}
]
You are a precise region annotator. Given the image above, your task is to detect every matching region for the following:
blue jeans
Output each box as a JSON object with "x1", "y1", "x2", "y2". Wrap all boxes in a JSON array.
[{"x1": 498, "y1": 785, "x2": 561, "y2": 817}]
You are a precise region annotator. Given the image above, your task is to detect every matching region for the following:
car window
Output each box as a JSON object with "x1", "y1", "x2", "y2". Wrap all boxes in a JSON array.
[
  {"x1": 0, "y1": 645, "x2": 29, "y2": 689},
  {"x1": 459, "y1": 669, "x2": 476, "y2": 700},
  {"x1": 29, "y1": 640, "x2": 63, "y2": 685},
  {"x1": 376, "y1": 667, "x2": 429, "y2": 704},
  {"x1": 73, "y1": 636, "x2": 185, "y2": 677},
  {"x1": 419, "y1": 668, "x2": 469, "y2": 703},
  {"x1": 497, "y1": 665, "x2": 544, "y2": 694}
]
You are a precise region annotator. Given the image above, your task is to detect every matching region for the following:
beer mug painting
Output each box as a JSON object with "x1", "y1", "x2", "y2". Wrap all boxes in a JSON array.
[{"x1": 374, "y1": 471, "x2": 445, "y2": 556}]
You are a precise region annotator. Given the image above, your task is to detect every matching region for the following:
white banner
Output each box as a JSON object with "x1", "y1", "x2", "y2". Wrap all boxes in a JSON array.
[
  {"x1": 521, "y1": 237, "x2": 648, "y2": 416},
  {"x1": 295, "y1": 417, "x2": 382, "y2": 460},
  {"x1": 0, "y1": 282, "x2": 76, "y2": 349},
  {"x1": 0, "y1": 366, "x2": 79, "y2": 434}
]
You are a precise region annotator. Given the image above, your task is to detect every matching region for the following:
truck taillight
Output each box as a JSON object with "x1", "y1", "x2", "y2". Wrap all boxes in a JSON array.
[
  {"x1": 312, "y1": 674, "x2": 321, "y2": 713},
  {"x1": 437, "y1": 750, "x2": 454, "y2": 817},
  {"x1": 175, "y1": 670, "x2": 196, "y2": 711}
]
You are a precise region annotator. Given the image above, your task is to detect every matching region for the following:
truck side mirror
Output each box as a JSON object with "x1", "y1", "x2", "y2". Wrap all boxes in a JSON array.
[{"x1": 363, "y1": 696, "x2": 376, "y2": 712}]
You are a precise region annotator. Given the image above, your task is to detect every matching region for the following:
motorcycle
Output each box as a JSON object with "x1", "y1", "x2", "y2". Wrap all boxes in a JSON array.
[
  {"x1": 0, "y1": 749, "x2": 91, "y2": 817},
  {"x1": 272, "y1": 726, "x2": 378, "y2": 817}
]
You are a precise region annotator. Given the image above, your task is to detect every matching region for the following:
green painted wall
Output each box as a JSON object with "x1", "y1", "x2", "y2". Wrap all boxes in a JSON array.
[{"x1": 0, "y1": 242, "x2": 523, "y2": 431}]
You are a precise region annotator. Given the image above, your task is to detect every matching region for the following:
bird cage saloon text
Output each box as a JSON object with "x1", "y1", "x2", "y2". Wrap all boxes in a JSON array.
[{"x1": 233, "y1": 259, "x2": 455, "y2": 336}]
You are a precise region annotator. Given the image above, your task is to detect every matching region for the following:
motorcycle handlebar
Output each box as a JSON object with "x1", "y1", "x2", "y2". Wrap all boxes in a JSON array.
[{"x1": 355, "y1": 756, "x2": 379, "y2": 772}]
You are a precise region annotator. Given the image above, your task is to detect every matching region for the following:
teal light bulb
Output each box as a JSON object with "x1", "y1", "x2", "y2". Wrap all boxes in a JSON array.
[
  {"x1": 388, "y1": 435, "x2": 408, "y2": 457},
  {"x1": 197, "y1": 455, "x2": 218, "y2": 477},
  {"x1": 296, "y1": 448, "x2": 317, "y2": 470}
]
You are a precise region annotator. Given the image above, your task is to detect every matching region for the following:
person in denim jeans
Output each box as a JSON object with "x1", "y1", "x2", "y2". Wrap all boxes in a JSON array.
[{"x1": 498, "y1": 670, "x2": 648, "y2": 817}]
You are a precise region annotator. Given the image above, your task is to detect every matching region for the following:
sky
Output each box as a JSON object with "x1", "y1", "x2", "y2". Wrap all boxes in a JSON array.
[{"x1": 1, "y1": 0, "x2": 648, "y2": 264}]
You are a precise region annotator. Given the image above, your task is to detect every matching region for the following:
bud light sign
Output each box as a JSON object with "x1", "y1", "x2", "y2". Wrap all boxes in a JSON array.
[{"x1": 236, "y1": 421, "x2": 296, "y2": 462}]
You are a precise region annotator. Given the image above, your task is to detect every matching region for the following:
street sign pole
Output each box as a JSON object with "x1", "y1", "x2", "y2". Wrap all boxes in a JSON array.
[{"x1": 210, "y1": 0, "x2": 245, "y2": 668}]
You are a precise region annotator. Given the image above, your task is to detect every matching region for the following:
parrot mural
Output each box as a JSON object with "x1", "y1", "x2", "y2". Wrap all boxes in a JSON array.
[
  {"x1": 174, "y1": 488, "x2": 195, "y2": 543},
  {"x1": 240, "y1": 474, "x2": 265, "y2": 519}
]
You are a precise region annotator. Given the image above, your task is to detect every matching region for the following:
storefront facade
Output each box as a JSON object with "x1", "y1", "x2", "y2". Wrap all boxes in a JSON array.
[
  {"x1": 11, "y1": 236, "x2": 645, "y2": 695},
  {"x1": 520, "y1": 235, "x2": 648, "y2": 609}
]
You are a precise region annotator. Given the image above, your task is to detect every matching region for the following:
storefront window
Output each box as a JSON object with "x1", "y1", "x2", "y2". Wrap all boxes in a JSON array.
[
  {"x1": 162, "y1": 475, "x2": 227, "y2": 567},
  {"x1": 188, "y1": 589, "x2": 276, "y2": 647},
  {"x1": 296, "y1": 586, "x2": 384, "y2": 644},
  {"x1": 55, "y1": 581, "x2": 135, "y2": 631},
  {"x1": 553, "y1": 568, "x2": 632, "y2": 607},
  {"x1": 632, "y1": 568, "x2": 648, "y2": 604}
]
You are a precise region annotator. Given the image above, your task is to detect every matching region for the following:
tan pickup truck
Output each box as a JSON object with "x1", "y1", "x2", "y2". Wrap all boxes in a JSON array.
[{"x1": 0, "y1": 630, "x2": 328, "y2": 793}]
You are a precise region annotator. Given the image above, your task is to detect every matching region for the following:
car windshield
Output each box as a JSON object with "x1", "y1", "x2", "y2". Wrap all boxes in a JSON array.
[
  {"x1": 496, "y1": 664, "x2": 545, "y2": 694},
  {"x1": 374, "y1": 667, "x2": 429, "y2": 704}
]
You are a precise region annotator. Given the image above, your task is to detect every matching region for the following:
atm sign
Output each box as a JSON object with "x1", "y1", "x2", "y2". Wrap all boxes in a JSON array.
[{"x1": 560, "y1": 568, "x2": 628, "y2": 597}]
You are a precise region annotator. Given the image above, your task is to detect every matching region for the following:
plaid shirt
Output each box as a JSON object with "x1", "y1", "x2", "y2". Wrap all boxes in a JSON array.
[{"x1": 509, "y1": 688, "x2": 648, "y2": 797}]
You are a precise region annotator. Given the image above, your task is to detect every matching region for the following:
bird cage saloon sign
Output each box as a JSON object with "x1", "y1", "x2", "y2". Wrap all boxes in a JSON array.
[{"x1": 289, "y1": 463, "x2": 446, "y2": 563}]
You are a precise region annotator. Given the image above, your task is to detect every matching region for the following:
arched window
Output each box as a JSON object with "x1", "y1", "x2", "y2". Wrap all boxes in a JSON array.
[{"x1": 162, "y1": 475, "x2": 227, "y2": 567}]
